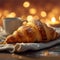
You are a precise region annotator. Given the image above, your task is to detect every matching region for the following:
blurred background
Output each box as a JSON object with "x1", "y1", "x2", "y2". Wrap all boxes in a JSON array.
[{"x1": 0, "y1": 0, "x2": 60, "y2": 26}]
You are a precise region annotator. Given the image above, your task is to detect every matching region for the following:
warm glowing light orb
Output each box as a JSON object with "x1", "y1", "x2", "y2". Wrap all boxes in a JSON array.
[
  {"x1": 23, "y1": 1, "x2": 30, "y2": 8},
  {"x1": 29, "y1": 8, "x2": 36, "y2": 14},
  {"x1": 51, "y1": 17, "x2": 56, "y2": 23},
  {"x1": 49, "y1": 17, "x2": 59, "y2": 25},
  {"x1": 48, "y1": 17, "x2": 60, "y2": 26},
  {"x1": 6, "y1": 12, "x2": 16, "y2": 18},
  {"x1": 40, "y1": 11, "x2": 47, "y2": 17},
  {"x1": 27, "y1": 15, "x2": 33, "y2": 21}
]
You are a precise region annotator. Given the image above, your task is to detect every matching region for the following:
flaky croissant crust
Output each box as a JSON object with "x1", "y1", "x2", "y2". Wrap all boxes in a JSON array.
[{"x1": 5, "y1": 19, "x2": 60, "y2": 43}]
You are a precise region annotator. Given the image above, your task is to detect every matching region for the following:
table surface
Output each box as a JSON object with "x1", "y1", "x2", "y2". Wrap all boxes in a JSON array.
[{"x1": 0, "y1": 53, "x2": 60, "y2": 60}]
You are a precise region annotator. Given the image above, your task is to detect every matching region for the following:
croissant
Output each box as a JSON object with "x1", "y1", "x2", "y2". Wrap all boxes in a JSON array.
[{"x1": 5, "y1": 19, "x2": 60, "y2": 43}]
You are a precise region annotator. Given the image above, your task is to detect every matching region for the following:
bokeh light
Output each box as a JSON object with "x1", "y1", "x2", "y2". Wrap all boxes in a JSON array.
[
  {"x1": 48, "y1": 17, "x2": 60, "y2": 25},
  {"x1": 0, "y1": 0, "x2": 60, "y2": 27},
  {"x1": 40, "y1": 11, "x2": 47, "y2": 17},
  {"x1": 29, "y1": 8, "x2": 37, "y2": 15},
  {"x1": 27, "y1": 15, "x2": 33, "y2": 21},
  {"x1": 23, "y1": 1, "x2": 30, "y2": 8},
  {"x1": 6, "y1": 12, "x2": 16, "y2": 18},
  {"x1": 51, "y1": 17, "x2": 56, "y2": 23}
]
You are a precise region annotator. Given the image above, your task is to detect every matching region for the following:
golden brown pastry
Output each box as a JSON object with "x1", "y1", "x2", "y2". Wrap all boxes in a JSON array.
[{"x1": 5, "y1": 19, "x2": 60, "y2": 43}]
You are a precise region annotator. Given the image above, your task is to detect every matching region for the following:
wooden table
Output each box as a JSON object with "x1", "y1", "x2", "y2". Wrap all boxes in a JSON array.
[{"x1": 0, "y1": 53, "x2": 60, "y2": 60}]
